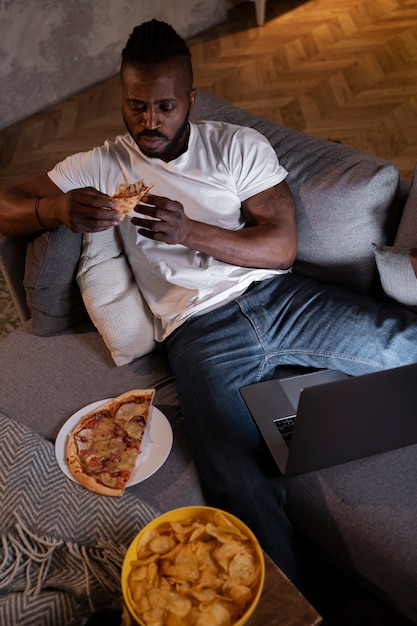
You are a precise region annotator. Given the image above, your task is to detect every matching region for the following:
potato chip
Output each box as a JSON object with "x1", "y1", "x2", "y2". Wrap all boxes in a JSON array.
[
  {"x1": 196, "y1": 601, "x2": 233, "y2": 626},
  {"x1": 149, "y1": 533, "x2": 177, "y2": 555},
  {"x1": 136, "y1": 528, "x2": 160, "y2": 555},
  {"x1": 141, "y1": 607, "x2": 164, "y2": 626},
  {"x1": 213, "y1": 540, "x2": 249, "y2": 573},
  {"x1": 189, "y1": 586, "x2": 217, "y2": 603},
  {"x1": 167, "y1": 592, "x2": 192, "y2": 616},
  {"x1": 226, "y1": 584, "x2": 252, "y2": 610},
  {"x1": 229, "y1": 550, "x2": 259, "y2": 585},
  {"x1": 167, "y1": 561, "x2": 200, "y2": 583},
  {"x1": 196, "y1": 568, "x2": 221, "y2": 590}
]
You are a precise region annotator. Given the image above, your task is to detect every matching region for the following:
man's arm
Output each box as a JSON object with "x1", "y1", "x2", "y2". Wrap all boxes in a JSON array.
[
  {"x1": 131, "y1": 179, "x2": 297, "y2": 270},
  {"x1": 0, "y1": 174, "x2": 121, "y2": 237}
]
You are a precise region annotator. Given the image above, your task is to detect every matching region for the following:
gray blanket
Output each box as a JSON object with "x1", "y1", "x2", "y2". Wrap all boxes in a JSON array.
[{"x1": 0, "y1": 411, "x2": 159, "y2": 625}]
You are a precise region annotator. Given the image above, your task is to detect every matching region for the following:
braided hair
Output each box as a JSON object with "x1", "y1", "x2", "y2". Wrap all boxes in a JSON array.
[{"x1": 122, "y1": 20, "x2": 193, "y2": 87}]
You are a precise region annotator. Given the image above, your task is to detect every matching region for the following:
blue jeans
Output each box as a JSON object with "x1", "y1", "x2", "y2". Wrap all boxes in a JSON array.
[{"x1": 166, "y1": 273, "x2": 417, "y2": 592}]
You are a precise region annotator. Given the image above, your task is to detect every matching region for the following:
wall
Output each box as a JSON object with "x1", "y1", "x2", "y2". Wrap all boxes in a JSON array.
[{"x1": 0, "y1": 0, "x2": 229, "y2": 131}]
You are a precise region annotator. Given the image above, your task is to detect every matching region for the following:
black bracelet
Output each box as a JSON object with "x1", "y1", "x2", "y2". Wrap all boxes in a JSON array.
[{"x1": 34, "y1": 197, "x2": 49, "y2": 231}]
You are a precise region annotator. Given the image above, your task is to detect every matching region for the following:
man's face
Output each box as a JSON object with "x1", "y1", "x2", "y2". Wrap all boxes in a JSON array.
[{"x1": 121, "y1": 61, "x2": 196, "y2": 162}]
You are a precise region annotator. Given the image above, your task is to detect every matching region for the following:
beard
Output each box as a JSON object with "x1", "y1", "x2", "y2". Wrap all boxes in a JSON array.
[{"x1": 124, "y1": 110, "x2": 191, "y2": 161}]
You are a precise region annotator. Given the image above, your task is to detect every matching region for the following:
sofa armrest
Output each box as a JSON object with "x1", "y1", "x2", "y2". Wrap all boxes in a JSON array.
[{"x1": 0, "y1": 233, "x2": 30, "y2": 323}]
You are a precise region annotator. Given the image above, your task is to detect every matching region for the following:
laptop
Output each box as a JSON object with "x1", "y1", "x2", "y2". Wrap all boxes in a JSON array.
[{"x1": 240, "y1": 363, "x2": 417, "y2": 476}]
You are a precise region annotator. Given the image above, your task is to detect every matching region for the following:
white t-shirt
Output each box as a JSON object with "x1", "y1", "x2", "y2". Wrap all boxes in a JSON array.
[{"x1": 48, "y1": 120, "x2": 290, "y2": 340}]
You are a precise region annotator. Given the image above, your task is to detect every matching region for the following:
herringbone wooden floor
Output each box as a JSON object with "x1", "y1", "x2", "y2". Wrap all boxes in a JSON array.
[
  {"x1": 190, "y1": 0, "x2": 417, "y2": 181},
  {"x1": 2, "y1": 0, "x2": 417, "y2": 190}
]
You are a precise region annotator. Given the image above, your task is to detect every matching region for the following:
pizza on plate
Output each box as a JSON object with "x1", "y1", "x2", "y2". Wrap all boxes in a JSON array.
[
  {"x1": 112, "y1": 180, "x2": 154, "y2": 217},
  {"x1": 66, "y1": 389, "x2": 155, "y2": 497}
]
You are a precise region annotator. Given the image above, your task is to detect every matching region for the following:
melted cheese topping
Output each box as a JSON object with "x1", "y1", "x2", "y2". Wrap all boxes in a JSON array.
[{"x1": 73, "y1": 406, "x2": 146, "y2": 489}]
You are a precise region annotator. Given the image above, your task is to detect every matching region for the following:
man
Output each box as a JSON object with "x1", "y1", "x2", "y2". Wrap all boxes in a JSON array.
[{"x1": 1, "y1": 20, "x2": 417, "y2": 594}]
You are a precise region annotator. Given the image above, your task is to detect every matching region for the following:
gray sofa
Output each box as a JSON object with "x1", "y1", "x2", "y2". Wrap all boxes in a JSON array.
[{"x1": 1, "y1": 90, "x2": 417, "y2": 623}]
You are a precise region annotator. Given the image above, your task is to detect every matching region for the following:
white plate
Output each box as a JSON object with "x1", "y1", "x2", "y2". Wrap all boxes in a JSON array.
[{"x1": 55, "y1": 398, "x2": 173, "y2": 487}]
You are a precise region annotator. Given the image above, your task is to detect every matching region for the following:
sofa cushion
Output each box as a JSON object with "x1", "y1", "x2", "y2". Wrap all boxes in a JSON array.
[
  {"x1": 394, "y1": 165, "x2": 417, "y2": 249},
  {"x1": 373, "y1": 246, "x2": 417, "y2": 311},
  {"x1": 373, "y1": 165, "x2": 417, "y2": 310},
  {"x1": 286, "y1": 444, "x2": 417, "y2": 625},
  {"x1": 23, "y1": 227, "x2": 88, "y2": 335},
  {"x1": 77, "y1": 227, "x2": 157, "y2": 366},
  {"x1": 191, "y1": 90, "x2": 400, "y2": 294},
  {"x1": 0, "y1": 234, "x2": 31, "y2": 323}
]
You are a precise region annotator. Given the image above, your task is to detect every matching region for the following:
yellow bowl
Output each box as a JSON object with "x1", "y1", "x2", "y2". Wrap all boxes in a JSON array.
[{"x1": 122, "y1": 505, "x2": 265, "y2": 626}]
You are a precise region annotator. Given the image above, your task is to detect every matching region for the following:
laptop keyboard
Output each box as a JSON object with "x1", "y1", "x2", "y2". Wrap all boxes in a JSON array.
[{"x1": 274, "y1": 416, "x2": 296, "y2": 447}]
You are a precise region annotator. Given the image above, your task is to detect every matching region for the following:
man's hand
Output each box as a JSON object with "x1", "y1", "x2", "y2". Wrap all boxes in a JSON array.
[
  {"x1": 0, "y1": 175, "x2": 121, "y2": 237},
  {"x1": 130, "y1": 181, "x2": 297, "y2": 271},
  {"x1": 56, "y1": 188, "x2": 120, "y2": 233},
  {"x1": 131, "y1": 193, "x2": 193, "y2": 244}
]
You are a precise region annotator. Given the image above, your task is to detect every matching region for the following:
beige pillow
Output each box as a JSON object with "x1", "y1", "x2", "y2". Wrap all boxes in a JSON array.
[{"x1": 77, "y1": 228, "x2": 157, "y2": 366}]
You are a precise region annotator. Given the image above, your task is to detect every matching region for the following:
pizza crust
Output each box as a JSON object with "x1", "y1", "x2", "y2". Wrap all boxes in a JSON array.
[
  {"x1": 66, "y1": 389, "x2": 155, "y2": 497},
  {"x1": 112, "y1": 180, "x2": 154, "y2": 217},
  {"x1": 66, "y1": 436, "x2": 124, "y2": 497}
]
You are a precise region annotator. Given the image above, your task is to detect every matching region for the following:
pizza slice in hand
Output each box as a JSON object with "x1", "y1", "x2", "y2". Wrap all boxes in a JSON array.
[
  {"x1": 112, "y1": 180, "x2": 154, "y2": 218},
  {"x1": 66, "y1": 389, "x2": 156, "y2": 497}
]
